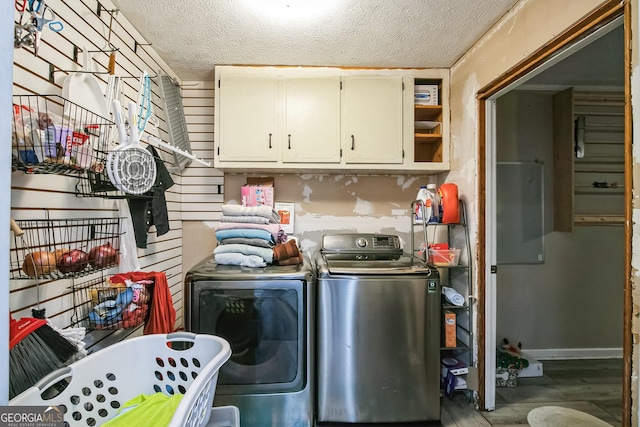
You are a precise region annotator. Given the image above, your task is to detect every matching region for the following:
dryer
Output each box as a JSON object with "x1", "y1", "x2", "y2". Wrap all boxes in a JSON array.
[{"x1": 185, "y1": 254, "x2": 314, "y2": 427}]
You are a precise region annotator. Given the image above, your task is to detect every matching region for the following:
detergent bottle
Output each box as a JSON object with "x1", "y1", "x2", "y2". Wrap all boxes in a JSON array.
[
  {"x1": 426, "y1": 184, "x2": 440, "y2": 223},
  {"x1": 414, "y1": 186, "x2": 430, "y2": 222},
  {"x1": 438, "y1": 183, "x2": 460, "y2": 224}
]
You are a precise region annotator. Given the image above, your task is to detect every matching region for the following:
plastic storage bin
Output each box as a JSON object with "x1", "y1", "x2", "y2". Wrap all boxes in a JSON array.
[
  {"x1": 428, "y1": 248, "x2": 461, "y2": 266},
  {"x1": 10, "y1": 332, "x2": 231, "y2": 427},
  {"x1": 207, "y1": 406, "x2": 240, "y2": 427}
]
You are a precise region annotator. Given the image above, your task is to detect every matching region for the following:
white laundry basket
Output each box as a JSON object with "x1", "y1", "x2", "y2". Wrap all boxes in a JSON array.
[{"x1": 10, "y1": 332, "x2": 231, "y2": 427}]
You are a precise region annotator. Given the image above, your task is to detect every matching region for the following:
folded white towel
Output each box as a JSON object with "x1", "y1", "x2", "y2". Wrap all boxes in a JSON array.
[{"x1": 215, "y1": 252, "x2": 267, "y2": 268}]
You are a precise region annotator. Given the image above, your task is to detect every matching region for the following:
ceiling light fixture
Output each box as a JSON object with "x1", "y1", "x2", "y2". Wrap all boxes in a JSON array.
[{"x1": 241, "y1": 0, "x2": 338, "y2": 22}]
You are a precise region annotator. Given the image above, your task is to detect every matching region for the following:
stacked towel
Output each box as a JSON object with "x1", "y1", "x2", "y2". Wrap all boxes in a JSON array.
[{"x1": 215, "y1": 204, "x2": 288, "y2": 267}]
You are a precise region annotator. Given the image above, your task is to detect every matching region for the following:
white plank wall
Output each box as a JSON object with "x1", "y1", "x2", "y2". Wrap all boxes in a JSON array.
[
  {"x1": 573, "y1": 91, "x2": 625, "y2": 221},
  {"x1": 11, "y1": 0, "x2": 190, "y2": 331},
  {"x1": 180, "y1": 80, "x2": 224, "y2": 221}
]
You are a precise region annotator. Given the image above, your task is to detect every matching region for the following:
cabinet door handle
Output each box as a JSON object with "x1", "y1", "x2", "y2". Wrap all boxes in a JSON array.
[
  {"x1": 268, "y1": 133, "x2": 272, "y2": 149},
  {"x1": 288, "y1": 134, "x2": 291, "y2": 149},
  {"x1": 351, "y1": 135, "x2": 355, "y2": 150}
]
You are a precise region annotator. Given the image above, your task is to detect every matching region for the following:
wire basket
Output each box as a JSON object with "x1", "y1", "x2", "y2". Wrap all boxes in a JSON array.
[
  {"x1": 10, "y1": 332, "x2": 232, "y2": 427},
  {"x1": 75, "y1": 169, "x2": 158, "y2": 199},
  {"x1": 10, "y1": 217, "x2": 122, "y2": 280},
  {"x1": 12, "y1": 95, "x2": 114, "y2": 175},
  {"x1": 70, "y1": 277, "x2": 153, "y2": 331}
]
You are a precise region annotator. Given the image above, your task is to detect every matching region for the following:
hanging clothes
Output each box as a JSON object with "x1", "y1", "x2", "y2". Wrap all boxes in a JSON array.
[{"x1": 128, "y1": 146, "x2": 175, "y2": 248}]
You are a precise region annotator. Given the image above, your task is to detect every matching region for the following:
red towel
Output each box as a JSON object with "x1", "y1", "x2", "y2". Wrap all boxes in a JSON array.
[{"x1": 110, "y1": 271, "x2": 176, "y2": 335}]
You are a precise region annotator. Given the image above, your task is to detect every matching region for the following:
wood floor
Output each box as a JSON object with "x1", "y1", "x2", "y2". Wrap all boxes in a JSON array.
[{"x1": 441, "y1": 358, "x2": 623, "y2": 426}]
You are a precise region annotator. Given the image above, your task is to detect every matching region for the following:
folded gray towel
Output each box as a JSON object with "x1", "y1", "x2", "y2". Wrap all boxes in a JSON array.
[
  {"x1": 221, "y1": 204, "x2": 281, "y2": 223},
  {"x1": 220, "y1": 215, "x2": 271, "y2": 224}
]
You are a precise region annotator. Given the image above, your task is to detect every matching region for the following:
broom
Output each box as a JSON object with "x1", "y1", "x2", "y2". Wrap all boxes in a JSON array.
[{"x1": 9, "y1": 316, "x2": 79, "y2": 398}]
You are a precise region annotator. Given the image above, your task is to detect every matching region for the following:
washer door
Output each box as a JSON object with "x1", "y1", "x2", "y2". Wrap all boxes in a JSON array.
[{"x1": 192, "y1": 281, "x2": 305, "y2": 394}]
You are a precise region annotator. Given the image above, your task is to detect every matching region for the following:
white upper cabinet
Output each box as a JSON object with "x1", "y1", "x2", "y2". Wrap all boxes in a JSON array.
[
  {"x1": 342, "y1": 76, "x2": 403, "y2": 164},
  {"x1": 283, "y1": 77, "x2": 341, "y2": 163},
  {"x1": 214, "y1": 66, "x2": 450, "y2": 173},
  {"x1": 217, "y1": 76, "x2": 278, "y2": 162}
]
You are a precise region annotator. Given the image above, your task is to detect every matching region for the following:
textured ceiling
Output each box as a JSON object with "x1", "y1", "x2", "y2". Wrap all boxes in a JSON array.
[{"x1": 111, "y1": 0, "x2": 519, "y2": 81}]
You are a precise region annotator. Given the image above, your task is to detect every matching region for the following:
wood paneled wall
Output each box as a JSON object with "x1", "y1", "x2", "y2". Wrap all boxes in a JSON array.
[{"x1": 10, "y1": 0, "x2": 195, "y2": 332}]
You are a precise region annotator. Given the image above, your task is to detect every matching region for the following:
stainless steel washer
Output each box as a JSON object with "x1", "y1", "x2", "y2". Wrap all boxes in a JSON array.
[
  {"x1": 315, "y1": 234, "x2": 440, "y2": 424},
  {"x1": 184, "y1": 254, "x2": 314, "y2": 427}
]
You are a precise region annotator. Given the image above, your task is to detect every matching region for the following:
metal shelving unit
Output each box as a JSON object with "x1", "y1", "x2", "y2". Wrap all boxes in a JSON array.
[{"x1": 410, "y1": 199, "x2": 475, "y2": 398}]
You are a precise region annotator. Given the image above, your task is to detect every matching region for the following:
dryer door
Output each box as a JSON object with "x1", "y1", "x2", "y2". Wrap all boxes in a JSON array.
[{"x1": 191, "y1": 280, "x2": 305, "y2": 394}]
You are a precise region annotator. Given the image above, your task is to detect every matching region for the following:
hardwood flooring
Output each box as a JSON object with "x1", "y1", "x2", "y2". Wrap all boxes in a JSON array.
[{"x1": 441, "y1": 358, "x2": 623, "y2": 426}]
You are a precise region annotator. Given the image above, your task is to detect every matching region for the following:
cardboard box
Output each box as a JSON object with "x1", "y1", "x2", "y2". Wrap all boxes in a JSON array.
[
  {"x1": 242, "y1": 177, "x2": 274, "y2": 207},
  {"x1": 414, "y1": 84, "x2": 438, "y2": 105},
  {"x1": 442, "y1": 365, "x2": 469, "y2": 377},
  {"x1": 443, "y1": 311, "x2": 457, "y2": 348},
  {"x1": 441, "y1": 358, "x2": 469, "y2": 377},
  {"x1": 517, "y1": 352, "x2": 544, "y2": 378}
]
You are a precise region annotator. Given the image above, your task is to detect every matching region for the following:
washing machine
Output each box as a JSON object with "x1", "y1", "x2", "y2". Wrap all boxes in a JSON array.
[
  {"x1": 315, "y1": 233, "x2": 441, "y2": 424},
  {"x1": 184, "y1": 254, "x2": 314, "y2": 427}
]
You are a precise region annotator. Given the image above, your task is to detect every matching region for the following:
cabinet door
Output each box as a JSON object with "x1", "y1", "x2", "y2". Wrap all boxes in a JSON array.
[
  {"x1": 218, "y1": 76, "x2": 278, "y2": 162},
  {"x1": 283, "y1": 77, "x2": 341, "y2": 163},
  {"x1": 342, "y1": 76, "x2": 403, "y2": 164}
]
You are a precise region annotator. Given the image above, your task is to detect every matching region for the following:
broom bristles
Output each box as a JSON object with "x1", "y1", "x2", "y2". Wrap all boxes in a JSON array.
[
  {"x1": 9, "y1": 332, "x2": 64, "y2": 399},
  {"x1": 33, "y1": 324, "x2": 79, "y2": 363},
  {"x1": 9, "y1": 318, "x2": 81, "y2": 400}
]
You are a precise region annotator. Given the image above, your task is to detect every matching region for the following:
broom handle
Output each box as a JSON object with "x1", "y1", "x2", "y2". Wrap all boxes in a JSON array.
[{"x1": 10, "y1": 218, "x2": 24, "y2": 237}]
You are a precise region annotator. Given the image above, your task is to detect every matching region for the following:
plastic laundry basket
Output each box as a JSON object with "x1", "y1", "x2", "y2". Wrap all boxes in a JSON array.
[{"x1": 10, "y1": 332, "x2": 231, "y2": 427}]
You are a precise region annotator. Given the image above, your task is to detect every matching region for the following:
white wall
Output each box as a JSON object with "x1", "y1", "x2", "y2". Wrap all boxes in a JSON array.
[{"x1": 495, "y1": 91, "x2": 623, "y2": 355}]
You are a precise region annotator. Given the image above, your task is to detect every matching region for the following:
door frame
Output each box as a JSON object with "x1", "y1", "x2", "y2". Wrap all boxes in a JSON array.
[{"x1": 475, "y1": 1, "x2": 631, "y2": 425}]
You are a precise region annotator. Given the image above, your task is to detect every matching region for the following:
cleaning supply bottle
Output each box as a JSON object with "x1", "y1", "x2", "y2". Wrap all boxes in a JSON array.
[
  {"x1": 438, "y1": 183, "x2": 460, "y2": 223},
  {"x1": 426, "y1": 184, "x2": 440, "y2": 223},
  {"x1": 414, "y1": 186, "x2": 430, "y2": 222}
]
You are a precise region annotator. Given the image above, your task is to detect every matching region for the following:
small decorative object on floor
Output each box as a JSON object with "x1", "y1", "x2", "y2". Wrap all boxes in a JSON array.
[
  {"x1": 496, "y1": 338, "x2": 529, "y2": 387},
  {"x1": 496, "y1": 367, "x2": 518, "y2": 387},
  {"x1": 527, "y1": 406, "x2": 614, "y2": 427}
]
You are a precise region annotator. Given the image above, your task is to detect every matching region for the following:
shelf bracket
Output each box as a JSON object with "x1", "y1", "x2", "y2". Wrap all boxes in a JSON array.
[{"x1": 134, "y1": 40, "x2": 152, "y2": 54}]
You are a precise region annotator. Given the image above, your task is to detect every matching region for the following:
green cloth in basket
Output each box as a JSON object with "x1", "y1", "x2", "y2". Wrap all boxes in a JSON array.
[{"x1": 103, "y1": 392, "x2": 184, "y2": 427}]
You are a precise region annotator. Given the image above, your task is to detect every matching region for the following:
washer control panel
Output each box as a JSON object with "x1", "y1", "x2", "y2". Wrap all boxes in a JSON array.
[{"x1": 322, "y1": 234, "x2": 401, "y2": 253}]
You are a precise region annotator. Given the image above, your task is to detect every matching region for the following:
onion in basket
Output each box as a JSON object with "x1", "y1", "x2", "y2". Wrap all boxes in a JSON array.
[
  {"x1": 57, "y1": 249, "x2": 89, "y2": 273},
  {"x1": 88, "y1": 243, "x2": 119, "y2": 269},
  {"x1": 22, "y1": 251, "x2": 57, "y2": 277}
]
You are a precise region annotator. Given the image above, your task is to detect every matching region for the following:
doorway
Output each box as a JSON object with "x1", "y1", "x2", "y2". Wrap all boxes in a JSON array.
[{"x1": 477, "y1": 2, "x2": 631, "y2": 425}]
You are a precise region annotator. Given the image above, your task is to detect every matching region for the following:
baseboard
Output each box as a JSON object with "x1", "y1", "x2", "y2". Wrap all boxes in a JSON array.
[{"x1": 523, "y1": 347, "x2": 623, "y2": 360}]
